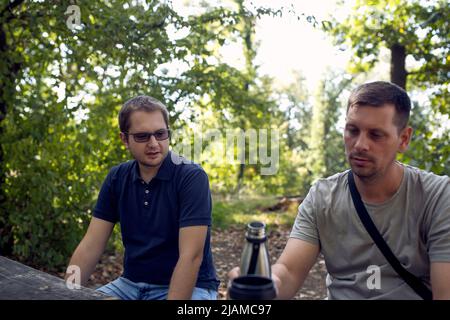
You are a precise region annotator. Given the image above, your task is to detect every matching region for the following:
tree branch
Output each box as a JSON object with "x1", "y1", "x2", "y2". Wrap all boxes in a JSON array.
[{"x1": 0, "y1": 0, "x2": 25, "y2": 19}]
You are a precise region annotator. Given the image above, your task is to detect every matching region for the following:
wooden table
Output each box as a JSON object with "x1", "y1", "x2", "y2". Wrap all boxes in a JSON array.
[{"x1": 0, "y1": 256, "x2": 113, "y2": 299}]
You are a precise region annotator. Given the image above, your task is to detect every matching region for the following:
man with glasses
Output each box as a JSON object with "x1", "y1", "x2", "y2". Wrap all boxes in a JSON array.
[{"x1": 65, "y1": 96, "x2": 219, "y2": 300}]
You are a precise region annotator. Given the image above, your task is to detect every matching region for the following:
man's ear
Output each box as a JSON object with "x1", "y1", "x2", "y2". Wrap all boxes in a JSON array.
[
  {"x1": 119, "y1": 132, "x2": 129, "y2": 149},
  {"x1": 398, "y1": 126, "x2": 413, "y2": 153}
]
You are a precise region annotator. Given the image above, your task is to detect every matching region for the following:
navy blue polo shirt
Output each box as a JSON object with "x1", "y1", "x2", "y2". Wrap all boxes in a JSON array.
[{"x1": 93, "y1": 151, "x2": 219, "y2": 291}]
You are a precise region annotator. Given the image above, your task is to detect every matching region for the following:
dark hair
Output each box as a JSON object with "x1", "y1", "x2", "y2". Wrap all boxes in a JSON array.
[
  {"x1": 347, "y1": 81, "x2": 411, "y2": 130},
  {"x1": 118, "y1": 95, "x2": 169, "y2": 133}
]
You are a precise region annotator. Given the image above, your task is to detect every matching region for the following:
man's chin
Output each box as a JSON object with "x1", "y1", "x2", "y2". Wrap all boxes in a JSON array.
[
  {"x1": 350, "y1": 166, "x2": 378, "y2": 179},
  {"x1": 142, "y1": 152, "x2": 169, "y2": 167},
  {"x1": 140, "y1": 159, "x2": 163, "y2": 168}
]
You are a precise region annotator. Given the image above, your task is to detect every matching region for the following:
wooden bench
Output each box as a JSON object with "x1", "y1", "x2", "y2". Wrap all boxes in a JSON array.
[{"x1": 0, "y1": 256, "x2": 113, "y2": 299}]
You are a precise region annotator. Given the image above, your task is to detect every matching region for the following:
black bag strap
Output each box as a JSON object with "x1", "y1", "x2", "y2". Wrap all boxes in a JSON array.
[{"x1": 348, "y1": 170, "x2": 432, "y2": 300}]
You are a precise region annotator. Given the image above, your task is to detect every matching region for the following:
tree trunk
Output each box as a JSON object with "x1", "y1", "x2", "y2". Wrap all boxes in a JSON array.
[
  {"x1": 235, "y1": 0, "x2": 253, "y2": 197},
  {"x1": 390, "y1": 43, "x2": 407, "y2": 89},
  {"x1": 0, "y1": 25, "x2": 13, "y2": 256},
  {"x1": 236, "y1": 163, "x2": 245, "y2": 198},
  {"x1": 0, "y1": 0, "x2": 24, "y2": 254}
]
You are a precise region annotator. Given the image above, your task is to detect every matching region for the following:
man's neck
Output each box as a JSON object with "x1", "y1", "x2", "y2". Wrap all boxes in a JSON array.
[
  {"x1": 354, "y1": 162, "x2": 404, "y2": 204},
  {"x1": 138, "y1": 163, "x2": 160, "y2": 184}
]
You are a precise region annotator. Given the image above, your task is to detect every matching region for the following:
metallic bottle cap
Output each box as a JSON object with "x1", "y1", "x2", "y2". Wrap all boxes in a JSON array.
[{"x1": 246, "y1": 221, "x2": 266, "y2": 240}]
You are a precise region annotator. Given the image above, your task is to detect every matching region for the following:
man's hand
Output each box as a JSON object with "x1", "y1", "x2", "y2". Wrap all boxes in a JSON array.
[
  {"x1": 65, "y1": 217, "x2": 114, "y2": 287},
  {"x1": 226, "y1": 266, "x2": 240, "y2": 299},
  {"x1": 228, "y1": 266, "x2": 241, "y2": 282},
  {"x1": 227, "y1": 266, "x2": 281, "y2": 298}
]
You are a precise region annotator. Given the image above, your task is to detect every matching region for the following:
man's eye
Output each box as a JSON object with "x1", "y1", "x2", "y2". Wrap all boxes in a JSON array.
[
  {"x1": 135, "y1": 133, "x2": 149, "y2": 140},
  {"x1": 154, "y1": 131, "x2": 164, "y2": 138},
  {"x1": 371, "y1": 132, "x2": 383, "y2": 139},
  {"x1": 347, "y1": 128, "x2": 358, "y2": 135}
]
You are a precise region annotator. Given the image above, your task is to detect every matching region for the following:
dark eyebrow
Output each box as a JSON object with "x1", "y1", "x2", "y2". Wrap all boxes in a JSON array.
[
  {"x1": 345, "y1": 121, "x2": 388, "y2": 132},
  {"x1": 369, "y1": 128, "x2": 388, "y2": 135},
  {"x1": 134, "y1": 129, "x2": 167, "y2": 134}
]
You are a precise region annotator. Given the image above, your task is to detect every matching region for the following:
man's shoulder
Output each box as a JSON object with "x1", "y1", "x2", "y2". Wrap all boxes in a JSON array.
[
  {"x1": 168, "y1": 153, "x2": 211, "y2": 196},
  {"x1": 107, "y1": 160, "x2": 136, "y2": 180},
  {"x1": 170, "y1": 153, "x2": 207, "y2": 178},
  {"x1": 403, "y1": 163, "x2": 449, "y2": 193},
  {"x1": 403, "y1": 163, "x2": 448, "y2": 180},
  {"x1": 313, "y1": 169, "x2": 350, "y2": 191},
  {"x1": 303, "y1": 170, "x2": 350, "y2": 205}
]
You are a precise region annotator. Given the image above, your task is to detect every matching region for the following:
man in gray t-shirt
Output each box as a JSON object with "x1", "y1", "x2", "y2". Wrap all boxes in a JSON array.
[
  {"x1": 291, "y1": 163, "x2": 449, "y2": 299},
  {"x1": 228, "y1": 81, "x2": 450, "y2": 299}
]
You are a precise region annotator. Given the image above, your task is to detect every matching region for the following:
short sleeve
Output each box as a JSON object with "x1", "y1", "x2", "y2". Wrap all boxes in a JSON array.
[
  {"x1": 290, "y1": 183, "x2": 320, "y2": 245},
  {"x1": 178, "y1": 168, "x2": 212, "y2": 228},
  {"x1": 427, "y1": 177, "x2": 450, "y2": 262},
  {"x1": 93, "y1": 170, "x2": 119, "y2": 224}
]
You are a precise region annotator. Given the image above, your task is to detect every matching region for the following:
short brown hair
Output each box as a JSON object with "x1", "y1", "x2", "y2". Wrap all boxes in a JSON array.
[
  {"x1": 347, "y1": 81, "x2": 411, "y2": 130},
  {"x1": 118, "y1": 95, "x2": 169, "y2": 132}
]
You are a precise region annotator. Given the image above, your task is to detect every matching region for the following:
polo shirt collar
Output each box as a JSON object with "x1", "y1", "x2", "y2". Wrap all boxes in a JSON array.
[
  {"x1": 132, "y1": 151, "x2": 175, "y2": 183},
  {"x1": 154, "y1": 151, "x2": 175, "y2": 181}
]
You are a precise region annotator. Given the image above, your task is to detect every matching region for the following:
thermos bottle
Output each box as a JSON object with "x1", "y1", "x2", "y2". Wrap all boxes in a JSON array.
[
  {"x1": 239, "y1": 221, "x2": 271, "y2": 277},
  {"x1": 228, "y1": 221, "x2": 276, "y2": 300}
]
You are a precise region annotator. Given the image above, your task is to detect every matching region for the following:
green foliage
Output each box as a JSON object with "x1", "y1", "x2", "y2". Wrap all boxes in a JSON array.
[
  {"x1": 398, "y1": 100, "x2": 450, "y2": 175},
  {"x1": 212, "y1": 196, "x2": 298, "y2": 230},
  {"x1": 331, "y1": 0, "x2": 449, "y2": 78},
  {"x1": 318, "y1": 72, "x2": 352, "y2": 178}
]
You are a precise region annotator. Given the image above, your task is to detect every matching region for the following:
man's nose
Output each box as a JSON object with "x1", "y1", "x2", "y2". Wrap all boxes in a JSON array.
[
  {"x1": 354, "y1": 133, "x2": 369, "y2": 152},
  {"x1": 147, "y1": 135, "x2": 158, "y2": 147}
]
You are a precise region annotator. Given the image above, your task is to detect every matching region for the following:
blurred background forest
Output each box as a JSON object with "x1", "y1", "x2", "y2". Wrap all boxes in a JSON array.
[{"x1": 0, "y1": 0, "x2": 448, "y2": 273}]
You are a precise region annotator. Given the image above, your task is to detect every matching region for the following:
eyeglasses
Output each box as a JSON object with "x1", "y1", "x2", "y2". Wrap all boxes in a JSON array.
[{"x1": 124, "y1": 129, "x2": 171, "y2": 143}]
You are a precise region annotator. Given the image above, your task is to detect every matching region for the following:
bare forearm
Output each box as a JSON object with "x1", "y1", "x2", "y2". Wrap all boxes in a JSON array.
[
  {"x1": 433, "y1": 292, "x2": 450, "y2": 300},
  {"x1": 65, "y1": 242, "x2": 103, "y2": 287},
  {"x1": 272, "y1": 263, "x2": 307, "y2": 300},
  {"x1": 431, "y1": 262, "x2": 450, "y2": 300},
  {"x1": 167, "y1": 257, "x2": 202, "y2": 300},
  {"x1": 65, "y1": 217, "x2": 113, "y2": 287}
]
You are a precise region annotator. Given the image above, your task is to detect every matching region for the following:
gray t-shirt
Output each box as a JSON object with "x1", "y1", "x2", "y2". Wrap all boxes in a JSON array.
[{"x1": 290, "y1": 163, "x2": 450, "y2": 299}]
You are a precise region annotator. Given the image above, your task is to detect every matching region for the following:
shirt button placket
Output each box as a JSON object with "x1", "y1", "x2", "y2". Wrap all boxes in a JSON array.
[{"x1": 144, "y1": 186, "x2": 150, "y2": 207}]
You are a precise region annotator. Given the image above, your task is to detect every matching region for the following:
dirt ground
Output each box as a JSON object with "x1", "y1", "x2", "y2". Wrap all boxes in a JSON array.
[{"x1": 80, "y1": 225, "x2": 327, "y2": 300}]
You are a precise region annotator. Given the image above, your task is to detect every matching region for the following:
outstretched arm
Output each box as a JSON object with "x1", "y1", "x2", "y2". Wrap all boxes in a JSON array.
[
  {"x1": 431, "y1": 262, "x2": 450, "y2": 299},
  {"x1": 167, "y1": 225, "x2": 208, "y2": 300},
  {"x1": 271, "y1": 237, "x2": 320, "y2": 299},
  {"x1": 65, "y1": 217, "x2": 114, "y2": 287}
]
